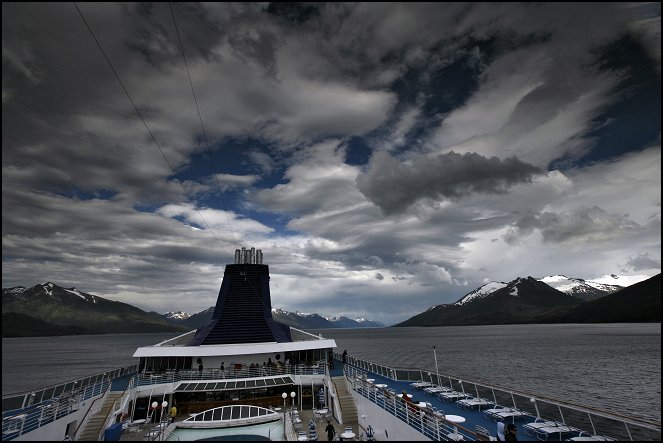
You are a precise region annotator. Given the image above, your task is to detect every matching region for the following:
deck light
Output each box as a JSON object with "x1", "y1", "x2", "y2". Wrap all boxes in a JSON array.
[
  {"x1": 530, "y1": 397, "x2": 540, "y2": 418},
  {"x1": 290, "y1": 391, "x2": 296, "y2": 409}
]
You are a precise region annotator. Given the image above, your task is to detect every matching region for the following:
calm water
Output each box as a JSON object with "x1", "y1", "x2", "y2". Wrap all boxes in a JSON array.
[{"x1": 2, "y1": 324, "x2": 660, "y2": 422}]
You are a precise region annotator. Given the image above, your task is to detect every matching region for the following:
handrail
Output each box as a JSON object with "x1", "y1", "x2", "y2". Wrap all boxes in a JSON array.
[
  {"x1": 134, "y1": 362, "x2": 328, "y2": 387},
  {"x1": 1, "y1": 377, "x2": 112, "y2": 441},
  {"x1": 2, "y1": 364, "x2": 138, "y2": 414},
  {"x1": 340, "y1": 355, "x2": 661, "y2": 441},
  {"x1": 96, "y1": 376, "x2": 135, "y2": 441},
  {"x1": 71, "y1": 380, "x2": 111, "y2": 440},
  {"x1": 328, "y1": 377, "x2": 344, "y2": 425},
  {"x1": 346, "y1": 366, "x2": 478, "y2": 441},
  {"x1": 336, "y1": 352, "x2": 661, "y2": 431}
]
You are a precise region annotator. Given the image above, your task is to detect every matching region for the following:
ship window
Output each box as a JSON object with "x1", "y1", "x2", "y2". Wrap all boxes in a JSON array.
[
  {"x1": 231, "y1": 407, "x2": 240, "y2": 420},
  {"x1": 214, "y1": 382, "x2": 226, "y2": 390},
  {"x1": 255, "y1": 380, "x2": 265, "y2": 387},
  {"x1": 204, "y1": 383, "x2": 216, "y2": 390},
  {"x1": 246, "y1": 380, "x2": 255, "y2": 388},
  {"x1": 222, "y1": 407, "x2": 232, "y2": 420},
  {"x1": 236, "y1": 381, "x2": 246, "y2": 389},
  {"x1": 212, "y1": 408, "x2": 221, "y2": 420},
  {"x1": 204, "y1": 410, "x2": 213, "y2": 421},
  {"x1": 258, "y1": 408, "x2": 266, "y2": 416},
  {"x1": 225, "y1": 381, "x2": 236, "y2": 389},
  {"x1": 240, "y1": 406, "x2": 250, "y2": 418},
  {"x1": 265, "y1": 379, "x2": 275, "y2": 385}
]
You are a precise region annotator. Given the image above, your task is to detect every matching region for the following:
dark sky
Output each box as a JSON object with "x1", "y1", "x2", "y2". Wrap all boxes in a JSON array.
[{"x1": 2, "y1": 3, "x2": 660, "y2": 324}]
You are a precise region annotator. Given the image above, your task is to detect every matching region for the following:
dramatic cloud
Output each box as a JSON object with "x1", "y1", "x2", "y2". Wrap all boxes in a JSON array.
[
  {"x1": 503, "y1": 207, "x2": 641, "y2": 245},
  {"x1": 357, "y1": 151, "x2": 541, "y2": 215},
  {"x1": 623, "y1": 252, "x2": 661, "y2": 272},
  {"x1": 2, "y1": 3, "x2": 660, "y2": 324}
]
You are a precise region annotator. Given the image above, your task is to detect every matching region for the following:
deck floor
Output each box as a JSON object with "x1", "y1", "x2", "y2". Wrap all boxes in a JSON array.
[{"x1": 341, "y1": 359, "x2": 536, "y2": 441}]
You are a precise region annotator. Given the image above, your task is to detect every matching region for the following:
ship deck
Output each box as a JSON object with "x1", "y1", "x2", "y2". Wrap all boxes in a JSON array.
[{"x1": 343, "y1": 360, "x2": 534, "y2": 441}]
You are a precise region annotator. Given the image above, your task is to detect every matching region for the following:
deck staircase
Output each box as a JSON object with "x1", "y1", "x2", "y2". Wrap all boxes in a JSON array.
[
  {"x1": 77, "y1": 392, "x2": 123, "y2": 441},
  {"x1": 332, "y1": 376, "x2": 358, "y2": 428}
]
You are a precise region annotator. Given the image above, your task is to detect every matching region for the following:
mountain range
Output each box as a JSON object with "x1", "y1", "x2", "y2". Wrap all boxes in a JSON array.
[
  {"x1": 3, "y1": 274, "x2": 658, "y2": 337},
  {"x1": 396, "y1": 274, "x2": 660, "y2": 327},
  {"x1": 1, "y1": 283, "x2": 382, "y2": 337},
  {"x1": 2, "y1": 283, "x2": 188, "y2": 337},
  {"x1": 155, "y1": 306, "x2": 383, "y2": 330}
]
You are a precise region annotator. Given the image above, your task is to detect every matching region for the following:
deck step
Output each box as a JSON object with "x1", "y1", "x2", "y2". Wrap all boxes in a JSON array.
[{"x1": 76, "y1": 392, "x2": 124, "y2": 441}]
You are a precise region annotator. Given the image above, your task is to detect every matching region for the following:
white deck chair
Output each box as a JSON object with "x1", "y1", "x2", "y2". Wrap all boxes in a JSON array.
[{"x1": 523, "y1": 418, "x2": 558, "y2": 436}]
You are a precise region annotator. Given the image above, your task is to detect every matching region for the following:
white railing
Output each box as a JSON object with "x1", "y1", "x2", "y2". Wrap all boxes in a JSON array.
[
  {"x1": 97, "y1": 377, "x2": 135, "y2": 441},
  {"x1": 2, "y1": 379, "x2": 111, "y2": 441},
  {"x1": 135, "y1": 362, "x2": 328, "y2": 387},
  {"x1": 339, "y1": 353, "x2": 662, "y2": 441},
  {"x1": 72, "y1": 381, "x2": 112, "y2": 440}
]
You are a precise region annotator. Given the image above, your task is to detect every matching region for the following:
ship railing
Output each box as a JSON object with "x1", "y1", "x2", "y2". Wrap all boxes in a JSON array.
[
  {"x1": 97, "y1": 376, "x2": 135, "y2": 441},
  {"x1": 1, "y1": 363, "x2": 138, "y2": 414},
  {"x1": 1, "y1": 378, "x2": 112, "y2": 441},
  {"x1": 72, "y1": 381, "x2": 113, "y2": 440},
  {"x1": 135, "y1": 362, "x2": 329, "y2": 386},
  {"x1": 338, "y1": 353, "x2": 661, "y2": 441},
  {"x1": 1, "y1": 364, "x2": 137, "y2": 441},
  {"x1": 346, "y1": 367, "x2": 477, "y2": 441}
]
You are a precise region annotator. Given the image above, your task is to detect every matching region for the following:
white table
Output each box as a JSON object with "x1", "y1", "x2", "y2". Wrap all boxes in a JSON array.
[
  {"x1": 340, "y1": 431, "x2": 356, "y2": 440},
  {"x1": 445, "y1": 414, "x2": 466, "y2": 440},
  {"x1": 366, "y1": 378, "x2": 375, "y2": 383},
  {"x1": 375, "y1": 384, "x2": 388, "y2": 389}
]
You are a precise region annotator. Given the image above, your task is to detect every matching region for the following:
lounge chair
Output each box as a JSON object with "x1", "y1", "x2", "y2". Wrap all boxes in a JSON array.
[
  {"x1": 410, "y1": 381, "x2": 435, "y2": 390},
  {"x1": 534, "y1": 424, "x2": 581, "y2": 440},
  {"x1": 457, "y1": 397, "x2": 494, "y2": 410},
  {"x1": 567, "y1": 431, "x2": 617, "y2": 441},
  {"x1": 523, "y1": 418, "x2": 559, "y2": 435},
  {"x1": 424, "y1": 386, "x2": 451, "y2": 395},
  {"x1": 437, "y1": 390, "x2": 471, "y2": 402},
  {"x1": 484, "y1": 405, "x2": 527, "y2": 422},
  {"x1": 490, "y1": 408, "x2": 530, "y2": 423}
]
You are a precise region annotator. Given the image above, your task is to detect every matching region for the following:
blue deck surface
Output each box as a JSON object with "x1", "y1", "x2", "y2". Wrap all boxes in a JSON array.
[{"x1": 340, "y1": 359, "x2": 536, "y2": 441}]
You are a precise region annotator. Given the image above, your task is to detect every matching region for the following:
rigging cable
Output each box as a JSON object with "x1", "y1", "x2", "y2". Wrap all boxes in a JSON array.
[
  {"x1": 73, "y1": 2, "x2": 231, "y2": 260},
  {"x1": 169, "y1": 2, "x2": 239, "y2": 250}
]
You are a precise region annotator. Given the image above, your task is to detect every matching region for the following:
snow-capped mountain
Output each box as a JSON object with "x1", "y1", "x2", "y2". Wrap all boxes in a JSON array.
[
  {"x1": 2, "y1": 282, "x2": 187, "y2": 336},
  {"x1": 539, "y1": 275, "x2": 622, "y2": 301},
  {"x1": 454, "y1": 281, "x2": 507, "y2": 305},
  {"x1": 323, "y1": 315, "x2": 384, "y2": 328},
  {"x1": 163, "y1": 311, "x2": 190, "y2": 321},
  {"x1": 589, "y1": 274, "x2": 653, "y2": 287},
  {"x1": 397, "y1": 276, "x2": 581, "y2": 327}
]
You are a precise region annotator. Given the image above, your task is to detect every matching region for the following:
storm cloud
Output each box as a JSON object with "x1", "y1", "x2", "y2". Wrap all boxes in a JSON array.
[{"x1": 357, "y1": 151, "x2": 541, "y2": 215}]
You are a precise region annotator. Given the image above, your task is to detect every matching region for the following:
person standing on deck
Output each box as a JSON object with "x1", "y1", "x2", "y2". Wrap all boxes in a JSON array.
[
  {"x1": 505, "y1": 423, "x2": 518, "y2": 441},
  {"x1": 342, "y1": 350, "x2": 348, "y2": 366},
  {"x1": 496, "y1": 421, "x2": 505, "y2": 441},
  {"x1": 170, "y1": 404, "x2": 177, "y2": 423},
  {"x1": 325, "y1": 420, "x2": 336, "y2": 441}
]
